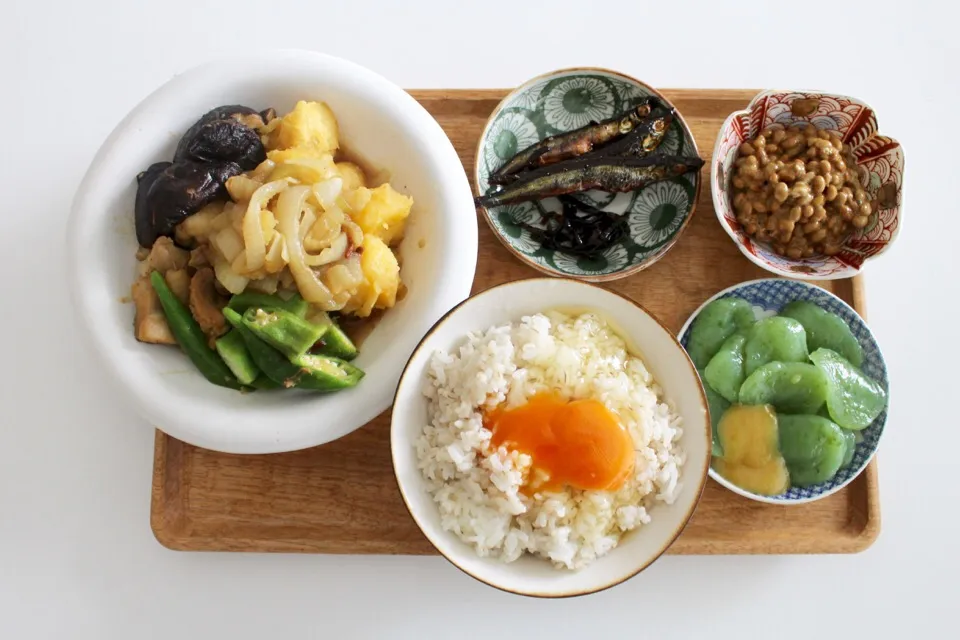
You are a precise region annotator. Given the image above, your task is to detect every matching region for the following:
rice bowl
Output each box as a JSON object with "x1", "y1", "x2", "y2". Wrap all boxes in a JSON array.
[
  {"x1": 391, "y1": 278, "x2": 710, "y2": 597},
  {"x1": 417, "y1": 311, "x2": 684, "y2": 569}
]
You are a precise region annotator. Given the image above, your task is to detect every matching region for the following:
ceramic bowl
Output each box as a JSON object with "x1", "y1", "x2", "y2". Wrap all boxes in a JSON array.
[
  {"x1": 712, "y1": 90, "x2": 904, "y2": 279},
  {"x1": 66, "y1": 50, "x2": 477, "y2": 454},
  {"x1": 474, "y1": 68, "x2": 702, "y2": 282},
  {"x1": 391, "y1": 278, "x2": 710, "y2": 597},
  {"x1": 677, "y1": 278, "x2": 889, "y2": 504}
]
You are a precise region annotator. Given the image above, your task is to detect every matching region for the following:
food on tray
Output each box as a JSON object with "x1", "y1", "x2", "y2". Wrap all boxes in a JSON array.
[
  {"x1": 780, "y1": 301, "x2": 864, "y2": 367},
  {"x1": 738, "y1": 362, "x2": 828, "y2": 415},
  {"x1": 808, "y1": 348, "x2": 887, "y2": 430},
  {"x1": 777, "y1": 414, "x2": 848, "y2": 487},
  {"x1": 130, "y1": 100, "x2": 413, "y2": 391},
  {"x1": 488, "y1": 99, "x2": 668, "y2": 183},
  {"x1": 686, "y1": 297, "x2": 756, "y2": 369},
  {"x1": 688, "y1": 297, "x2": 886, "y2": 494},
  {"x1": 477, "y1": 154, "x2": 703, "y2": 208},
  {"x1": 743, "y1": 316, "x2": 808, "y2": 375},
  {"x1": 712, "y1": 405, "x2": 789, "y2": 496},
  {"x1": 476, "y1": 100, "x2": 704, "y2": 258},
  {"x1": 730, "y1": 125, "x2": 872, "y2": 258},
  {"x1": 417, "y1": 311, "x2": 683, "y2": 569},
  {"x1": 703, "y1": 333, "x2": 747, "y2": 404}
]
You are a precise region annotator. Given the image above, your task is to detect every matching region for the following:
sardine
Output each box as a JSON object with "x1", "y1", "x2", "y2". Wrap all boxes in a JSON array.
[
  {"x1": 477, "y1": 154, "x2": 704, "y2": 208},
  {"x1": 488, "y1": 98, "x2": 660, "y2": 183}
]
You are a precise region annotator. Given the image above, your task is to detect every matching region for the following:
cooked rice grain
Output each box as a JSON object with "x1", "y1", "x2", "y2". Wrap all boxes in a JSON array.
[{"x1": 416, "y1": 312, "x2": 684, "y2": 570}]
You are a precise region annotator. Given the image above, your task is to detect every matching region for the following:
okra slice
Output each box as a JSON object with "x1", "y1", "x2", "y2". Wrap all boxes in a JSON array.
[{"x1": 241, "y1": 307, "x2": 327, "y2": 359}]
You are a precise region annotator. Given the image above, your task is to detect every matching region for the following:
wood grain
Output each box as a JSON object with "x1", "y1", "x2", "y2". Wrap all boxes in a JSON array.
[{"x1": 151, "y1": 89, "x2": 880, "y2": 555}]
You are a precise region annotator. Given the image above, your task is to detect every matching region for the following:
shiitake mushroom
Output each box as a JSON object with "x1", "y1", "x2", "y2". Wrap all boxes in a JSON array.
[
  {"x1": 135, "y1": 104, "x2": 274, "y2": 247},
  {"x1": 135, "y1": 160, "x2": 242, "y2": 247},
  {"x1": 173, "y1": 105, "x2": 270, "y2": 170}
]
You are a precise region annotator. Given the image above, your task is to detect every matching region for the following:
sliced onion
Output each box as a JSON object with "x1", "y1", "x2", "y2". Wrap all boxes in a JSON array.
[
  {"x1": 299, "y1": 205, "x2": 317, "y2": 241},
  {"x1": 226, "y1": 175, "x2": 264, "y2": 203},
  {"x1": 243, "y1": 180, "x2": 289, "y2": 272},
  {"x1": 342, "y1": 217, "x2": 364, "y2": 248},
  {"x1": 210, "y1": 250, "x2": 249, "y2": 295},
  {"x1": 248, "y1": 159, "x2": 276, "y2": 183},
  {"x1": 247, "y1": 274, "x2": 279, "y2": 294},
  {"x1": 324, "y1": 254, "x2": 363, "y2": 294},
  {"x1": 212, "y1": 226, "x2": 244, "y2": 262},
  {"x1": 275, "y1": 185, "x2": 337, "y2": 309},
  {"x1": 304, "y1": 206, "x2": 344, "y2": 250},
  {"x1": 304, "y1": 232, "x2": 347, "y2": 266},
  {"x1": 264, "y1": 233, "x2": 287, "y2": 274},
  {"x1": 312, "y1": 177, "x2": 343, "y2": 210}
]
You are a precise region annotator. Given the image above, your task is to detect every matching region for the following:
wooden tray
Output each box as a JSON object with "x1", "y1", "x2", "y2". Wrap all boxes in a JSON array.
[{"x1": 151, "y1": 89, "x2": 880, "y2": 555}]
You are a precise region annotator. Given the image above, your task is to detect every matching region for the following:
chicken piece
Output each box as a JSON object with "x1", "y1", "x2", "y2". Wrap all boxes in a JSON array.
[
  {"x1": 164, "y1": 269, "x2": 191, "y2": 305},
  {"x1": 136, "y1": 236, "x2": 190, "y2": 278},
  {"x1": 188, "y1": 247, "x2": 210, "y2": 269},
  {"x1": 189, "y1": 267, "x2": 228, "y2": 342},
  {"x1": 131, "y1": 276, "x2": 175, "y2": 345}
]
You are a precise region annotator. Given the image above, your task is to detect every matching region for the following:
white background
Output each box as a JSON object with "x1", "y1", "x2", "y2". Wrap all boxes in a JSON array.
[{"x1": 2, "y1": 1, "x2": 956, "y2": 638}]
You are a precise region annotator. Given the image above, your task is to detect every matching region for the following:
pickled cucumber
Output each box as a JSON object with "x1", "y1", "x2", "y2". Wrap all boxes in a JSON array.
[
  {"x1": 777, "y1": 414, "x2": 847, "y2": 486},
  {"x1": 687, "y1": 298, "x2": 756, "y2": 369},
  {"x1": 704, "y1": 333, "x2": 747, "y2": 403},
  {"x1": 744, "y1": 316, "x2": 808, "y2": 376},
  {"x1": 840, "y1": 429, "x2": 857, "y2": 469},
  {"x1": 739, "y1": 361, "x2": 828, "y2": 415},
  {"x1": 809, "y1": 348, "x2": 887, "y2": 430},
  {"x1": 781, "y1": 301, "x2": 864, "y2": 368}
]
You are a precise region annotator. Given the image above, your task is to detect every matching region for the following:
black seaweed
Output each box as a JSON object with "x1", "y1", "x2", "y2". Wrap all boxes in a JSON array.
[
  {"x1": 519, "y1": 196, "x2": 628, "y2": 258},
  {"x1": 135, "y1": 160, "x2": 242, "y2": 248}
]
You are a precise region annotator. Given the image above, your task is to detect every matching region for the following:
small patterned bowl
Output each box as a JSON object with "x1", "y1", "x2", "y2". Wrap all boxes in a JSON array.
[
  {"x1": 677, "y1": 278, "x2": 889, "y2": 505},
  {"x1": 712, "y1": 90, "x2": 904, "y2": 280},
  {"x1": 474, "y1": 68, "x2": 702, "y2": 282}
]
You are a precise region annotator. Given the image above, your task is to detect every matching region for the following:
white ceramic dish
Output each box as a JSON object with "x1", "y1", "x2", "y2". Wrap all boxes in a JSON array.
[
  {"x1": 390, "y1": 278, "x2": 710, "y2": 597},
  {"x1": 66, "y1": 50, "x2": 478, "y2": 454}
]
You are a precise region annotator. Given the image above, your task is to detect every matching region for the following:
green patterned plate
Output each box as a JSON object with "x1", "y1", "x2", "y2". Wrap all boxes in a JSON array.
[{"x1": 474, "y1": 68, "x2": 702, "y2": 282}]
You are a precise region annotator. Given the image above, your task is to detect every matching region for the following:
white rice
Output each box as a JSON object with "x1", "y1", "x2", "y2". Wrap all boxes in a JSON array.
[{"x1": 415, "y1": 311, "x2": 684, "y2": 570}]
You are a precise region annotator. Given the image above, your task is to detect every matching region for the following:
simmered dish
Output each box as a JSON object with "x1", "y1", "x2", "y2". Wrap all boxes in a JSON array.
[
  {"x1": 417, "y1": 311, "x2": 684, "y2": 569},
  {"x1": 131, "y1": 101, "x2": 413, "y2": 391},
  {"x1": 687, "y1": 297, "x2": 887, "y2": 495}
]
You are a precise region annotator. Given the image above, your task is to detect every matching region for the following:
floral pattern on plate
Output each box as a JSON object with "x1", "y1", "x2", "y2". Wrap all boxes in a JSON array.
[
  {"x1": 711, "y1": 90, "x2": 904, "y2": 280},
  {"x1": 629, "y1": 180, "x2": 691, "y2": 249},
  {"x1": 482, "y1": 110, "x2": 540, "y2": 179},
  {"x1": 476, "y1": 69, "x2": 702, "y2": 281}
]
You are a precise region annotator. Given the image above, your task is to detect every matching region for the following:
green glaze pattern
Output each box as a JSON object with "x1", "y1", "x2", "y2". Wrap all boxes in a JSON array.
[{"x1": 476, "y1": 70, "x2": 701, "y2": 279}]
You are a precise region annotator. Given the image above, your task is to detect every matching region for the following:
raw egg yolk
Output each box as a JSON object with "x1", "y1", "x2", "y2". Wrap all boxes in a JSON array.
[{"x1": 487, "y1": 393, "x2": 635, "y2": 492}]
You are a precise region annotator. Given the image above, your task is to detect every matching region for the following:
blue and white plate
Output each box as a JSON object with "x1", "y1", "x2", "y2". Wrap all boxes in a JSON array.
[{"x1": 677, "y1": 278, "x2": 889, "y2": 505}]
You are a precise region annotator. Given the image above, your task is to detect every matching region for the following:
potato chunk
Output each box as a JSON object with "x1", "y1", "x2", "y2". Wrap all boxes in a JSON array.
[
  {"x1": 345, "y1": 235, "x2": 400, "y2": 317},
  {"x1": 270, "y1": 101, "x2": 339, "y2": 153},
  {"x1": 352, "y1": 184, "x2": 413, "y2": 246},
  {"x1": 336, "y1": 162, "x2": 366, "y2": 191}
]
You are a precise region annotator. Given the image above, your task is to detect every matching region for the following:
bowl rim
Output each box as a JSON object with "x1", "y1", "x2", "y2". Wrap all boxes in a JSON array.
[
  {"x1": 65, "y1": 49, "x2": 478, "y2": 454},
  {"x1": 676, "y1": 277, "x2": 889, "y2": 505},
  {"x1": 473, "y1": 67, "x2": 703, "y2": 283},
  {"x1": 390, "y1": 277, "x2": 711, "y2": 597},
  {"x1": 710, "y1": 89, "x2": 903, "y2": 281}
]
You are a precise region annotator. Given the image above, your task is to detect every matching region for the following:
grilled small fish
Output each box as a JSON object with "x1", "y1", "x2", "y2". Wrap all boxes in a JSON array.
[
  {"x1": 477, "y1": 154, "x2": 704, "y2": 208},
  {"x1": 488, "y1": 98, "x2": 661, "y2": 183},
  {"x1": 598, "y1": 107, "x2": 674, "y2": 158}
]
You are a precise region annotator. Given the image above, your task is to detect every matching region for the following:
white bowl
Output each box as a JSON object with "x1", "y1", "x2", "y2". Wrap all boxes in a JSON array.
[
  {"x1": 66, "y1": 51, "x2": 477, "y2": 454},
  {"x1": 391, "y1": 278, "x2": 710, "y2": 597}
]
